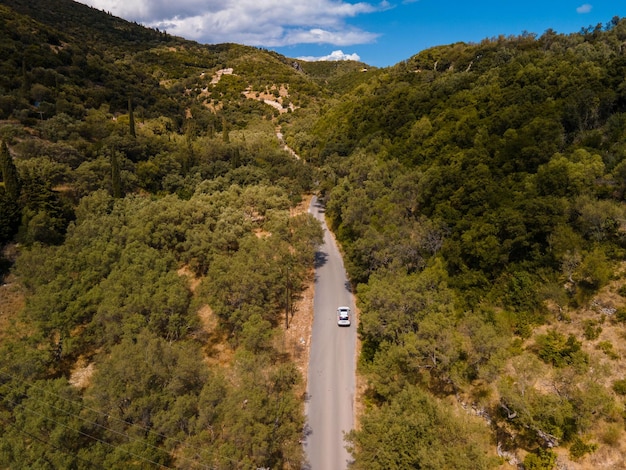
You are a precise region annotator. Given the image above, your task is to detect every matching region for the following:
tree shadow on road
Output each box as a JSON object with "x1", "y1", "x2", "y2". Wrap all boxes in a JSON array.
[
  {"x1": 312, "y1": 198, "x2": 325, "y2": 213},
  {"x1": 314, "y1": 250, "x2": 328, "y2": 269}
]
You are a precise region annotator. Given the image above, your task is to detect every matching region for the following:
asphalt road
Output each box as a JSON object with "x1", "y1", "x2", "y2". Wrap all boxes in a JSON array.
[{"x1": 304, "y1": 196, "x2": 357, "y2": 470}]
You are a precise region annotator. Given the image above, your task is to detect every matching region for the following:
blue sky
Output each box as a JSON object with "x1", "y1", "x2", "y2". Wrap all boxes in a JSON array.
[{"x1": 76, "y1": 1, "x2": 626, "y2": 67}]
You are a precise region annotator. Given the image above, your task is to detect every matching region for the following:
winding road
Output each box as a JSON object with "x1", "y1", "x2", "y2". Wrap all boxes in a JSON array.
[{"x1": 304, "y1": 196, "x2": 357, "y2": 470}]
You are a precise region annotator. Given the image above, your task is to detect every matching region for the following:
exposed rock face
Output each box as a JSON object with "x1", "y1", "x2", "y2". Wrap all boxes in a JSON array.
[{"x1": 291, "y1": 61, "x2": 303, "y2": 72}]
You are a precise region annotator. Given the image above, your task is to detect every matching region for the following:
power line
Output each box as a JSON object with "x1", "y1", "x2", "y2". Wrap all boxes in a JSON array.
[
  {"x1": 0, "y1": 369, "x2": 220, "y2": 469},
  {"x1": 0, "y1": 415, "x2": 105, "y2": 470},
  {"x1": 5, "y1": 390, "x2": 173, "y2": 466},
  {"x1": 0, "y1": 365, "x2": 273, "y2": 468},
  {"x1": 3, "y1": 395, "x2": 172, "y2": 469}
]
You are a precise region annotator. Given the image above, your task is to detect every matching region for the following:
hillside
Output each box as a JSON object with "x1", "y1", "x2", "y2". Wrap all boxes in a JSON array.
[
  {"x1": 3, "y1": 0, "x2": 626, "y2": 468},
  {"x1": 0, "y1": 0, "x2": 333, "y2": 468},
  {"x1": 284, "y1": 17, "x2": 626, "y2": 469}
]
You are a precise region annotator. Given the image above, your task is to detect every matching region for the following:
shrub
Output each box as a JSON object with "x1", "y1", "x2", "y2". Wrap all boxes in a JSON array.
[
  {"x1": 615, "y1": 308, "x2": 626, "y2": 323},
  {"x1": 611, "y1": 379, "x2": 626, "y2": 395},
  {"x1": 523, "y1": 448, "x2": 556, "y2": 470},
  {"x1": 596, "y1": 341, "x2": 619, "y2": 360},
  {"x1": 582, "y1": 320, "x2": 602, "y2": 340},
  {"x1": 569, "y1": 436, "x2": 597, "y2": 460},
  {"x1": 535, "y1": 329, "x2": 586, "y2": 367},
  {"x1": 600, "y1": 424, "x2": 622, "y2": 447}
]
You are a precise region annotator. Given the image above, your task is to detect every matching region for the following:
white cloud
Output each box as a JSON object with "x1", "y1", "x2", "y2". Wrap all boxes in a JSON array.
[
  {"x1": 576, "y1": 4, "x2": 593, "y2": 14},
  {"x1": 77, "y1": 0, "x2": 382, "y2": 47},
  {"x1": 282, "y1": 28, "x2": 378, "y2": 47},
  {"x1": 297, "y1": 50, "x2": 362, "y2": 62}
]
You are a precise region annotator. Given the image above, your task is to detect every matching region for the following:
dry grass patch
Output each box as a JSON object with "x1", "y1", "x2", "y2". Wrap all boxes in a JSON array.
[
  {"x1": 196, "y1": 304, "x2": 234, "y2": 368},
  {"x1": 177, "y1": 265, "x2": 201, "y2": 292},
  {"x1": 69, "y1": 356, "x2": 95, "y2": 389}
]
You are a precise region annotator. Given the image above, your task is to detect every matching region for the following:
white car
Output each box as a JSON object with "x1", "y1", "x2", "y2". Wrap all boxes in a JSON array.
[{"x1": 337, "y1": 306, "x2": 351, "y2": 326}]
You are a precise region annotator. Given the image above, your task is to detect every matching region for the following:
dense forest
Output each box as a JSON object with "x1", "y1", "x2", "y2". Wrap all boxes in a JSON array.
[{"x1": 3, "y1": 0, "x2": 626, "y2": 468}]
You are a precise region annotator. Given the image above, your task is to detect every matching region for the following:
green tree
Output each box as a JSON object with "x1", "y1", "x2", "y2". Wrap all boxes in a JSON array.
[
  {"x1": 218, "y1": 351, "x2": 304, "y2": 468},
  {"x1": 128, "y1": 95, "x2": 136, "y2": 138},
  {"x1": 535, "y1": 329, "x2": 586, "y2": 368},
  {"x1": 81, "y1": 330, "x2": 205, "y2": 467},
  {"x1": 0, "y1": 379, "x2": 86, "y2": 469},
  {"x1": 1, "y1": 140, "x2": 21, "y2": 202},
  {"x1": 16, "y1": 166, "x2": 73, "y2": 245},
  {"x1": 524, "y1": 448, "x2": 557, "y2": 470},
  {"x1": 358, "y1": 259, "x2": 456, "y2": 355},
  {"x1": 347, "y1": 385, "x2": 495, "y2": 470},
  {"x1": 0, "y1": 189, "x2": 20, "y2": 245},
  {"x1": 110, "y1": 149, "x2": 122, "y2": 198},
  {"x1": 222, "y1": 116, "x2": 229, "y2": 143}
]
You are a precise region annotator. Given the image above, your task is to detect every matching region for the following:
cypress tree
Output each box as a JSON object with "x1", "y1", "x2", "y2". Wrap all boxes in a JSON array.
[
  {"x1": 111, "y1": 149, "x2": 122, "y2": 199},
  {"x1": 21, "y1": 57, "x2": 30, "y2": 99},
  {"x1": 222, "y1": 116, "x2": 229, "y2": 143},
  {"x1": 1, "y1": 141, "x2": 20, "y2": 202},
  {"x1": 128, "y1": 96, "x2": 136, "y2": 138},
  {"x1": 183, "y1": 121, "x2": 196, "y2": 174},
  {"x1": 0, "y1": 193, "x2": 19, "y2": 245}
]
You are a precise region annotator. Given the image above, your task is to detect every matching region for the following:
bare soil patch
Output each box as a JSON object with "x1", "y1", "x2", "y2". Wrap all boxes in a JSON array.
[
  {"x1": 69, "y1": 356, "x2": 95, "y2": 389},
  {"x1": 177, "y1": 265, "x2": 202, "y2": 292}
]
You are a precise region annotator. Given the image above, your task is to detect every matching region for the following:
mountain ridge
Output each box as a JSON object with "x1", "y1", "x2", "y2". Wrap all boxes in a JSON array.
[{"x1": 3, "y1": 1, "x2": 626, "y2": 468}]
